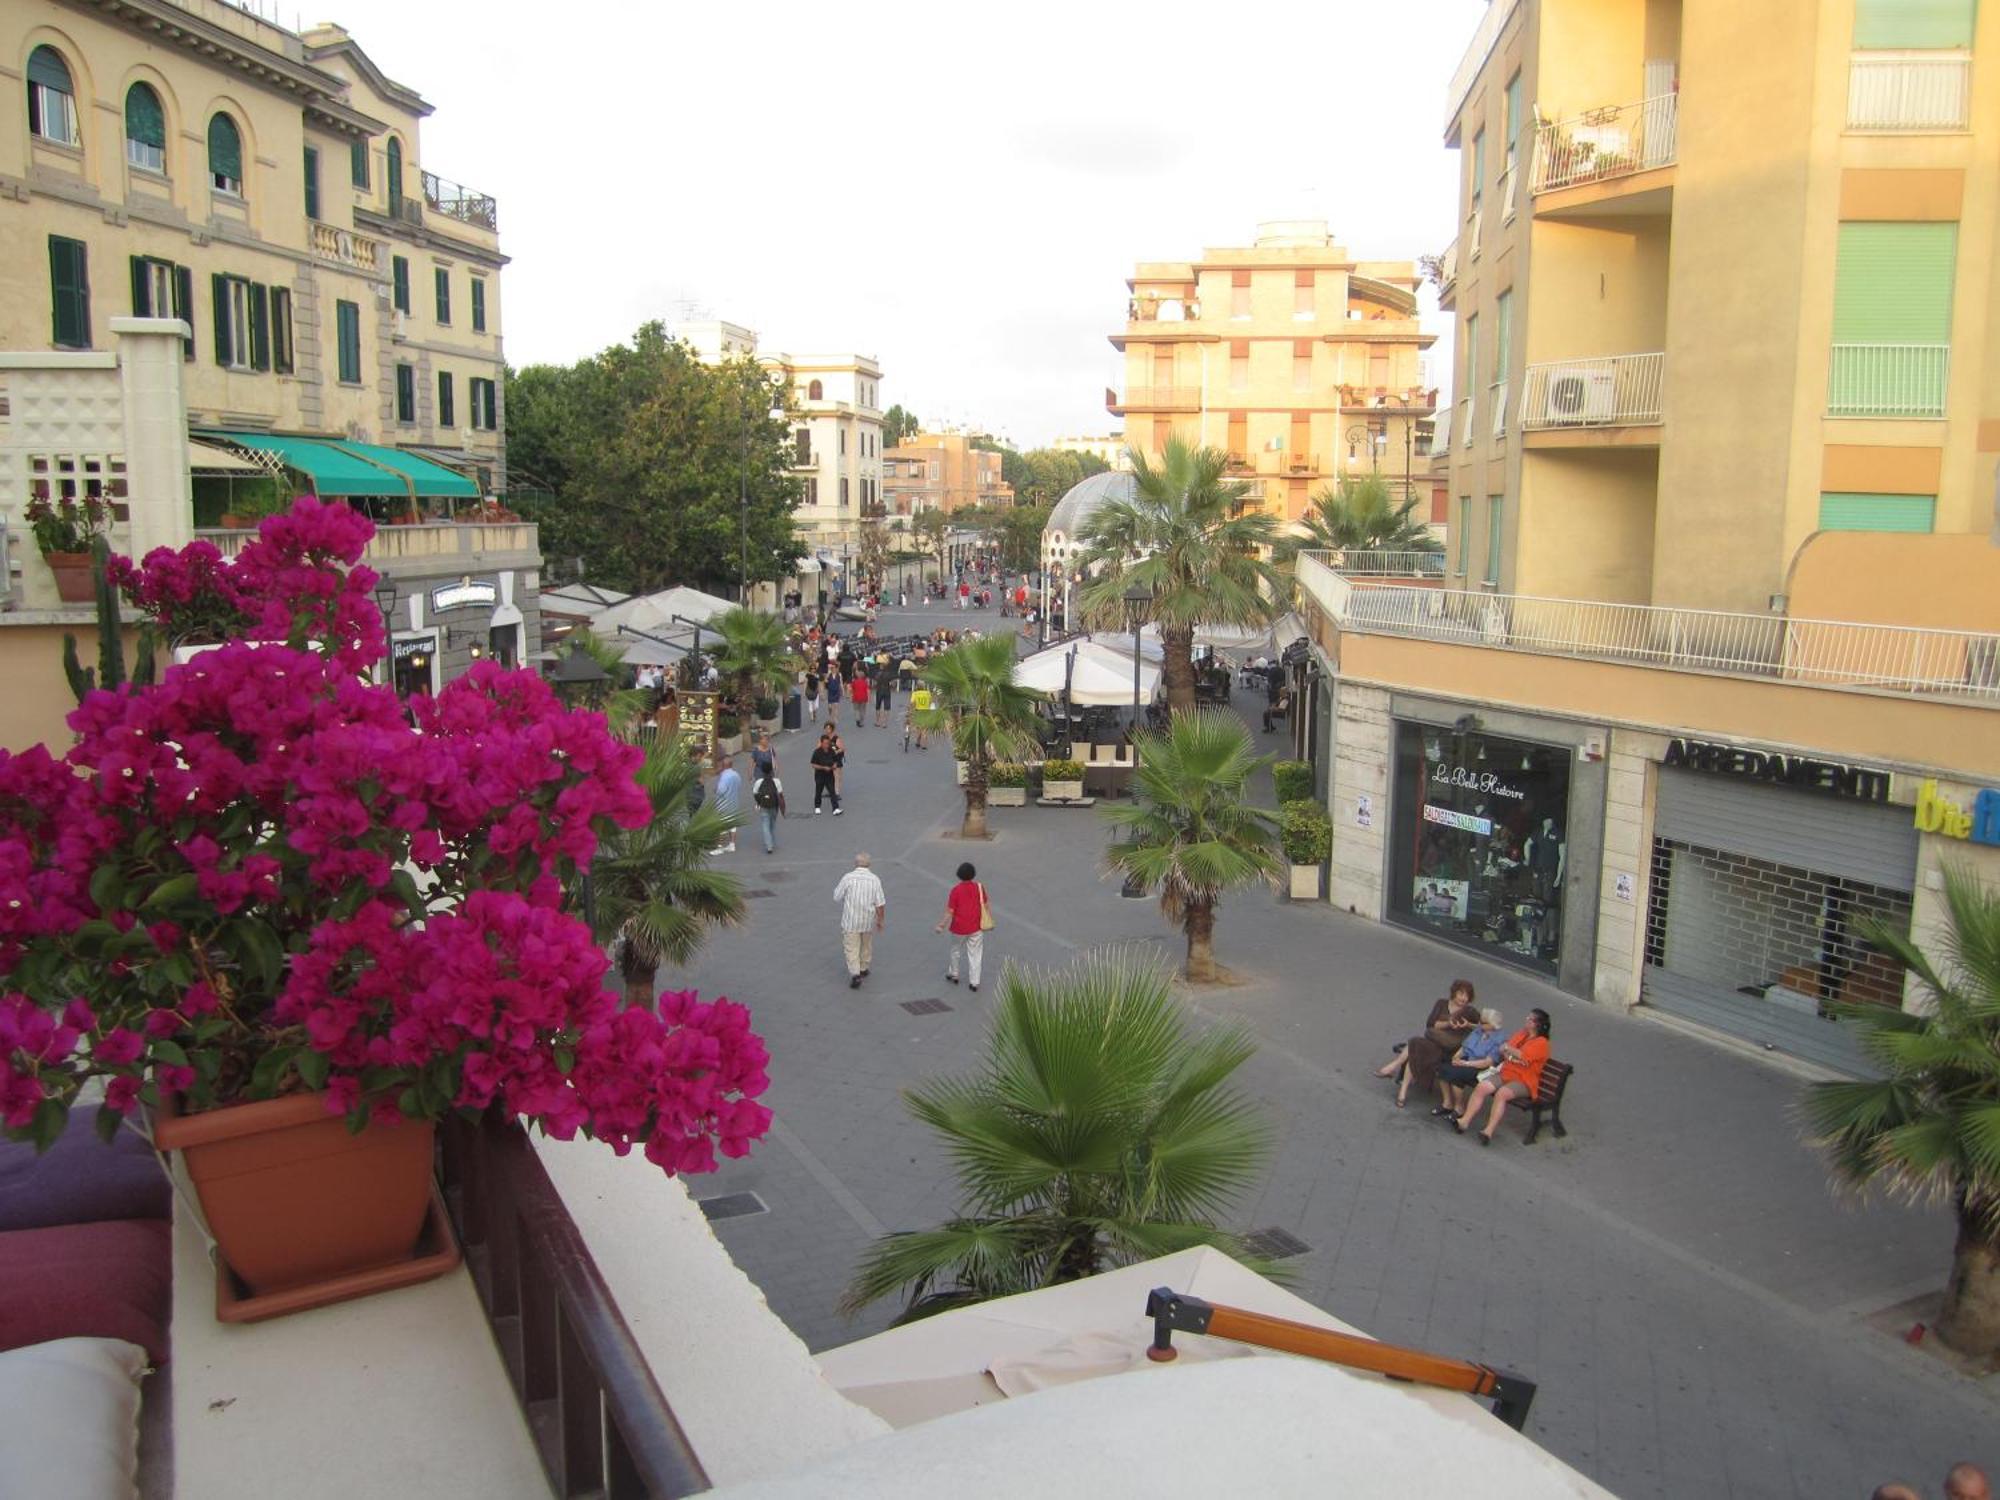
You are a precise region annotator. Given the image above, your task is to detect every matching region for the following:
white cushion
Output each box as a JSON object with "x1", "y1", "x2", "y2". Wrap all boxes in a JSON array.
[{"x1": 0, "y1": 1337, "x2": 146, "y2": 1500}]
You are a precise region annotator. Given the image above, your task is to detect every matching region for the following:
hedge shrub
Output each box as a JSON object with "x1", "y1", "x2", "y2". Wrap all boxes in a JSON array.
[
  {"x1": 1273, "y1": 760, "x2": 1314, "y2": 804},
  {"x1": 1279, "y1": 798, "x2": 1332, "y2": 865}
]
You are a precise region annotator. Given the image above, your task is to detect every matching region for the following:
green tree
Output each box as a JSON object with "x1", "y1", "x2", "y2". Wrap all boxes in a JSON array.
[
  {"x1": 708, "y1": 606, "x2": 793, "y2": 717},
  {"x1": 841, "y1": 949, "x2": 1271, "y2": 1321},
  {"x1": 912, "y1": 508, "x2": 952, "y2": 581},
  {"x1": 882, "y1": 404, "x2": 922, "y2": 449},
  {"x1": 504, "y1": 325, "x2": 806, "y2": 594},
  {"x1": 1103, "y1": 711, "x2": 1282, "y2": 983},
  {"x1": 913, "y1": 635, "x2": 1043, "y2": 839},
  {"x1": 1804, "y1": 864, "x2": 2000, "y2": 1358},
  {"x1": 1076, "y1": 437, "x2": 1281, "y2": 715},
  {"x1": 994, "y1": 504, "x2": 1050, "y2": 575},
  {"x1": 587, "y1": 739, "x2": 747, "y2": 1009},
  {"x1": 1279, "y1": 473, "x2": 1442, "y2": 561}
]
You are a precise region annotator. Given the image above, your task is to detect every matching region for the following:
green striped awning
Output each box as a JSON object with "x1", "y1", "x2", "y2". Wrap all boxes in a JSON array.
[
  {"x1": 338, "y1": 441, "x2": 480, "y2": 498},
  {"x1": 203, "y1": 433, "x2": 479, "y2": 499}
]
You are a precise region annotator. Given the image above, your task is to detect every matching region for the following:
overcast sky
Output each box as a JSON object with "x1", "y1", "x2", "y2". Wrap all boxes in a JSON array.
[{"x1": 306, "y1": 0, "x2": 1484, "y2": 446}]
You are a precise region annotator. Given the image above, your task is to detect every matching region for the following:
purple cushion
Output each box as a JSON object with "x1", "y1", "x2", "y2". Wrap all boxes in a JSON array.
[
  {"x1": 0, "y1": 1110, "x2": 171, "y2": 1233},
  {"x1": 0, "y1": 1218, "x2": 172, "y2": 1364}
]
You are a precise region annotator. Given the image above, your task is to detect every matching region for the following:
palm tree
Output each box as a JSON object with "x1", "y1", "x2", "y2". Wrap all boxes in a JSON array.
[
  {"x1": 709, "y1": 606, "x2": 793, "y2": 719},
  {"x1": 1075, "y1": 436, "x2": 1281, "y2": 716},
  {"x1": 1278, "y1": 473, "x2": 1443, "y2": 562},
  {"x1": 587, "y1": 738, "x2": 747, "y2": 1008},
  {"x1": 1803, "y1": 863, "x2": 2000, "y2": 1358},
  {"x1": 841, "y1": 949, "x2": 1271, "y2": 1321},
  {"x1": 913, "y1": 635, "x2": 1043, "y2": 839},
  {"x1": 1103, "y1": 711, "x2": 1282, "y2": 983}
]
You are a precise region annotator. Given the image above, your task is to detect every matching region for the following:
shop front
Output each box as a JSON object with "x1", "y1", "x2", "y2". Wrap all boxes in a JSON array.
[{"x1": 1638, "y1": 738, "x2": 1916, "y2": 1075}]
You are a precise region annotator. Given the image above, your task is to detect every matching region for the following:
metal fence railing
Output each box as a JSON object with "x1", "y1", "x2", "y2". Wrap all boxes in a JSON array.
[
  {"x1": 1531, "y1": 94, "x2": 1678, "y2": 193},
  {"x1": 1827, "y1": 344, "x2": 1950, "y2": 419},
  {"x1": 422, "y1": 169, "x2": 500, "y2": 232},
  {"x1": 1295, "y1": 554, "x2": 2000, "y2": 703},
  {"x1": 1317, "y1": 549, "x2": 1447, "y2": 577},
  {"x1": 1520, "y1": 353, "x2": 1665, "y2": 429},
  {"x1": 1847, "y1": 52, "x2": 1972, "y2": 131}
]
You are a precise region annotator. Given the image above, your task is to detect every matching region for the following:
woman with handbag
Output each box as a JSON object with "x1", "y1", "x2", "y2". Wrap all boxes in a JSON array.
[
  {"x1": 1373, "y1": 979, "x2": 1479, "y2": 1109},
  {"x1": 937, "y1": 861, "x2": 992, "y2": 992},
  {"x1": 1453, "y1": 1008, "x2": 1552, "y2": 1145}
]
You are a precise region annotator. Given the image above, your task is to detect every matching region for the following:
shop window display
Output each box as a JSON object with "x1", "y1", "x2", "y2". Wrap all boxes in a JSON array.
[{"x1": 1388, "y1": 723, "x2": 1571, "y2": 973}]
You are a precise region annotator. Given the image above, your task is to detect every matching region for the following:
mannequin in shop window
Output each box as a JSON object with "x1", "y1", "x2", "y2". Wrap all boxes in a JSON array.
[{"x1": 1526, "y1": 818, "x2": 1564, "y2": 899}]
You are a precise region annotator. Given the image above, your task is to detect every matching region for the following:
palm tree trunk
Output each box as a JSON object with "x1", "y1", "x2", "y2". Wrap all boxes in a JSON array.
[
  {"x1": 1183, "y1": 898, "x2": 1217, "y2": 982},
  {"x1": 1162, "y1": 624, "x2": 1196, "y2": 717},
  {"x1": 963, "y1": 761, "x2": 989, "y2": 840},
  {"x1": 1937, "y1": 1196, "x2": 2000, "y2": 1358},
  {"x1": 621, "y1": 952, "x2": 658, "y2": 1012}
]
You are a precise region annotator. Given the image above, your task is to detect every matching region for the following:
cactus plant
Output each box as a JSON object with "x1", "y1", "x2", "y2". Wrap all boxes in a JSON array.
[{"x1": 61, "y1": 536, "x2": 154, "y2": 703}]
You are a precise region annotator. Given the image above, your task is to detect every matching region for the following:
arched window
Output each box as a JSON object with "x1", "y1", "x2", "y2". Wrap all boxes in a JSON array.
[
  {"x1": 27, "y1": 46, "x2": 79, "y2": 146},
  {"x1": 807, "y1": 379, "x2": 823, "y2": 401},
  {"x1": 385, "y1": 137, "x2": 403, "y2": 208},
  {"x1": 124, "y1": 83, "x2": 165, "y2": 171},
  {"x1": 207, "y1": 112, "x2": 242, "y2": 195}
]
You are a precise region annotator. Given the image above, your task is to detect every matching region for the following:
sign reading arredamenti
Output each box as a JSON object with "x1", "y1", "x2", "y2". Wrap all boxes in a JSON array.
[{"x1": 1663, "y1": 738, "x2": 1890, "y2": 803}]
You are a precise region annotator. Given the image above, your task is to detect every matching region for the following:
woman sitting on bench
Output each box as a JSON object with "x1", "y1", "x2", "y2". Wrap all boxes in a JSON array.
[
  {"x1": 1452, "y1": 1008, "x2": 1551, "y2": 1145},
  {"x1": 1374, "y1": 979, "x2": 1479, "y2": 1108},
  {"x1": 1431, "y1": 1008, "x2": 1506, "y2": 1118}
]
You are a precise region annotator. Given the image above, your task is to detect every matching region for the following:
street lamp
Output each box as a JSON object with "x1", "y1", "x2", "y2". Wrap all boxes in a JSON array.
[
  {"x1": 549, "y1": 638, "x2": 611, "y2": 707},
  {"x1": 1123, "y1": 580, "x2": 1152, "y2": 735}
]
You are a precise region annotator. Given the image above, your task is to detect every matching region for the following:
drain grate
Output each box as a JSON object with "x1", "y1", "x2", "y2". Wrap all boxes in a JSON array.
[
  {"x1": 1242, "y1": 1226, "x2": 1311, "y2": 1260},
  {"x1": 697, "y1": 1191, "x2": 769, "y2": 1222},
  {"x1": 900, "y1": 998, "x2": 952, "y2": 1015},
  {"x1": 742, "y1": 889, "x2": 777, "y2": 899}
]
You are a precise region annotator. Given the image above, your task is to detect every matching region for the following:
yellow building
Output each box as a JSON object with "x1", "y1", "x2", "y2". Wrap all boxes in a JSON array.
[
  {"x1": 882, "y1": 431, "x2": 1012, "y2": 515},
  {"x1": 1108, "y1": 220, "x2": 1437, "y2": 524},
  {"x1": 1293, "y1": 0, "x2": 2000, "y2": 1075},
  {"x1": 1050, "y1": 432, "x2": 1132, "y2": 472},
  {"x1": 2, "y1": 6, "x2": 508, "y2": 505}
]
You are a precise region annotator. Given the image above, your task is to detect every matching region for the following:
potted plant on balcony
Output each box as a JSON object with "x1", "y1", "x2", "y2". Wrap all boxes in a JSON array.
[
  {"x1": 25, "y1": 491, "x2": 110, "y2": 604},
  {"x1": 0, "y1": 499, "x2": 773, "y2": 1321},
  {"x1": 1041, "y1": 758, "x2": 1086, "y2": 802},
  {"x1": 1280, "y1": 799, "x2": 1332, "y2": 901},
  {"x1": 987, "y1": 762, "x2": 1028, "y2": 808}
]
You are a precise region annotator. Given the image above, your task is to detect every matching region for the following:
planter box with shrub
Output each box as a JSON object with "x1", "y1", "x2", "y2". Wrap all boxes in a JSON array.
[
  {"x1": 1041, "y1": 758, "x2": 1086, "y2": 801},
  {"x1": 1273, "y1": 760, "x2": 1314, "y2": 805},
  {"x1": 1280, "y1": 798, "x2": 1331, "y2": 901},
  {"x1": 987, "y1": 762, "x2": 1027, "y2": 807}
]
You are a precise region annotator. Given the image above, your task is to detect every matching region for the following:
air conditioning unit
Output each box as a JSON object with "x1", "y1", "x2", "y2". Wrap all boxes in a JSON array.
[{"x1": 1543, "y1": 366, "x2": 1616, "y2": 424}]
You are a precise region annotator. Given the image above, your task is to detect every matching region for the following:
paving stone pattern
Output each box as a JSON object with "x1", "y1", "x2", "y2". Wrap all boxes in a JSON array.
[{"x1": 669, "y1": 606, "x2": 1997, "y2": 1498}]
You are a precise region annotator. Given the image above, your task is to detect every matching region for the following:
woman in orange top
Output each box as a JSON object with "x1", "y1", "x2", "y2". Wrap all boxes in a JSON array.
[{"x1": 1451, "y1": 1008, "x2": 1551, "y2": 1145}]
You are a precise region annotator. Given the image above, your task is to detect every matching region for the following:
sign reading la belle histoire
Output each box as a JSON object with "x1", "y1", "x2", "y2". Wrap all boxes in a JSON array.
[{"x1": 1663, "y1": 738, "x2": 1891, "y2": 804}]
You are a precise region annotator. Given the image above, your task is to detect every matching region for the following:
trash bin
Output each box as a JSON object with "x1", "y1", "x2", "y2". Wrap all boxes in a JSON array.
[{"x1": 781, "y1": 691, "x2": 802, "y2": 730}]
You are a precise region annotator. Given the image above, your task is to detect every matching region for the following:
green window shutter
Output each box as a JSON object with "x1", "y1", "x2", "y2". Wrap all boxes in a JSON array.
[
  {"x1": 392, "y1": 256, "x2": 410, "y2": 314},
  {"x1": 249, "y1": 283, "x2": 271, "y2": 371},
  {"x1": 271, "y1": 287, "x2": 294, "y2": 374},
  {"x1": 211, "y1": 273, "x2": 232, "y2": 366},
  {"x1": 207, "y1": 114, "x2": 242, "y2": 185},
  {"x1": 1819, "y1": 492, "x2": 1935, "y2": 532},
  {"x1": 471, "y1": 279, "x2": 486, "y2": 332},
  {"x1": 173, "y1": 266, "x2": 193, "y2": 361},
  {"x1": 1464, "y1": 314, "x2": 1479, "y2": 392},
  {"x1": 1456, "y1": 497, "x2": 1470, "y2": 572},
  {"x1": 435, "y1": 267, "x2": 450, "y2": 324},
  {"x1": 1484, "y1": 495, "x2": 1504, "y2": 585},
  {"x1": 1854, "y1": 0, "x2": 1975, "y2": 48},
  {"x1": 350, "y1": 139, "x2": 369, "y2": 188},
  {"x1": 438, "y1": 371, "x2": 455, "y2": 428},
  {"x1": 303, "y1": 147, "x2": 320, "y2": 219},
  {"x1": 336, "y1": 300, "x2": 360, "y2": 383},
  {"x1": 1833, "y1": 223, "x2": 1957, "y2": 341},
  {"x1": 397, "y1": 364, "x2": 416, "y2": 423},
  {"x1": 124, "y1": 84, "x2": 165, "y2": 149},
  {"x1": 130, "y1": 254, "x2": 150, "y2": 316},
  {"x1": 386, "y1": 138, "x2": 403, "y2": 205},
  {"x1": 1472, "y1": 130, "x2": 1485, "y2": 197},
  {"x1": 49, "y1": 236, "x2": 90, "y2": 348},
  {"x1": 1494, "y1": 292, "x2": 1513, "y2": 376},
  {"x1": 1504, "y1": 74, "x2": 1523, "y2": 158},
  {"x1": 28, "y1": 46, "x2": 73, "y2": 92}
]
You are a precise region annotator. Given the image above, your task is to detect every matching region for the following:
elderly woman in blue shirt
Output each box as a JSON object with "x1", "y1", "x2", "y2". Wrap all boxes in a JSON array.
[{"x1": 1431, "y1": 1009, "x2": 1507, "y2": 1118}]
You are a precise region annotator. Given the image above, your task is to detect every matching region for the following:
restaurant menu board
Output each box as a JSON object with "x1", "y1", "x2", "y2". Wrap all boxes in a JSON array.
[{"x1": 676, "y1": 690, "x2": 719, "y2": 764}]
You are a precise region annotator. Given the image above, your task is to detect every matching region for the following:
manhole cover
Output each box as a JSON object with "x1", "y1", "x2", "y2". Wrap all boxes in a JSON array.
[
  {"x1": 900, "y1": 998, "x2": 952, "y2": 1015},
  {"x1": 1242, "y1": 1226, "x2": 1311, "y2": 1260},
  {"x1": 743, "y1": 889, "x2": 777, "y2": 899},
  {"x1": 697, "y1": 1191, "x2": 769, "y2": 1222}
]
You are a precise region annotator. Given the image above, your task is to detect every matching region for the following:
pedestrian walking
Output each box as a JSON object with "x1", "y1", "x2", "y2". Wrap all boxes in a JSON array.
[
  {"x1": 908, "y1": 682, "x2": 933, "y2": 750},
  {"x1": 853, "y1": 666, "x2": 869, "y2": 729},
  {"x1": 750, "y1": 729, "x2": 778, "y2": 782},
  {"x1": 936, "y1": 861, "x2": 991, "y2": 992},
  {"x1": 828, "y1": 726, "x2": 847, "y2": 797},
  {"x1": 712, "y1": 754, "x2": 742, "y2": 854},
  {"x1": 811, "y1": 726, "x2": 843, "y2": 814},
  {"x1": 833, "y1": 852, "x2": 886, "y2": 988},
  {"x1": 872, "y1": 659, "x2": 894, "y2": 727},
  {"x1": 751, "y1": 761, "x2": 785, "y2": 854},
  {"x1": 827, "y1": 668, "x2": 843, "y2": 710},
  {"x1": 804, "y1": 666, "x2": 823, "y2": 723}
]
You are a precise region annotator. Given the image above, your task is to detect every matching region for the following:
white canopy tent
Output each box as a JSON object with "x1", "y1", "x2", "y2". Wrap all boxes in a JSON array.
[
  {"x1": 589, "y1": 585, "x2": 735, "y2": 638},
  {"x1": 1017, "y1": 640, "x2": 1160, "y2": 707}
]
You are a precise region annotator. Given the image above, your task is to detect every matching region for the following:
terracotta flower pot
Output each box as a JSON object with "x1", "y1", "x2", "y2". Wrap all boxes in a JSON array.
[
  {"x1": 153, "y1": 1091, "x2": 436, "y2": 1297},
  {"x1": 44, "y1": 551, "x2": 94, "y2": 603}
]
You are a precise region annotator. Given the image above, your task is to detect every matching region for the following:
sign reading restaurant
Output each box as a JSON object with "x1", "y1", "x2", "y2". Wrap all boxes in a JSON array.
[{"x1": 1663, "y1": 738, "x2": 1891, "y2": 803}]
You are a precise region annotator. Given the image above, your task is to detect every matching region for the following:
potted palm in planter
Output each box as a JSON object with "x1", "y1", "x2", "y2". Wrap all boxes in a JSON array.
[
  {"x1": 1041, "y1": 758, "x2": 1086, "y2": 802},
  {"x1": 25, "y1": 491, "x2": 110, "y2": 603},
  {"x1": 1280, "y1": 799, "x2": 1332, "y2": 901},
  {"x1": 987, "y1": 762, "x2": 1028, "y2": 808},
  {"x1": 0, "y1": 499, "x2": 773, "y2": 1322}
]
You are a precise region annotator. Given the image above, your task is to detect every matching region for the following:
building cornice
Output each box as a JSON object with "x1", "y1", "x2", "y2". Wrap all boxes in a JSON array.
[
  {"x1": 356, "y1": 207, "x2": 509, "y2": 269},
  {"x1": 302, "y1": 35, "x2": 433, "y2": 119}
]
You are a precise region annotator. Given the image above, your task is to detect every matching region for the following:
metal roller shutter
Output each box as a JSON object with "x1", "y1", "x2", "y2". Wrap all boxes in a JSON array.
[{"x1": 1653, "y1": 770, "x2": 1916, "y2": 889}]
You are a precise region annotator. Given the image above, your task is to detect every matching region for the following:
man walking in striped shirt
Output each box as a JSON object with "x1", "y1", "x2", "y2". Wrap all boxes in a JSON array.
[{"x1": 832, "y1": 852, "x2": 887, "y2": 989}]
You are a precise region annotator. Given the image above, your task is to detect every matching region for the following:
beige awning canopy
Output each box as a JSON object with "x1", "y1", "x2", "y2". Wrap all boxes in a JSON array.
[{"x1": 189, "y1": 438, "x2": 265, "y2": 473}]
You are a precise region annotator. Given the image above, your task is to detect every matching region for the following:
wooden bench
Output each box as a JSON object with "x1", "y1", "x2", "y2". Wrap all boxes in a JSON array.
[{"x1": 1506, "y1": 1059, "x2": 1573, "y2": 1145}]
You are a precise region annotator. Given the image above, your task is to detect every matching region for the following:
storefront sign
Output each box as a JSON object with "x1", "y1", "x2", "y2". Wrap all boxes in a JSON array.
[
  {"x1": 1913, "y1": 779, "x2": 2000, "y2": 847},
  {"x1": 1423, "y1": 804, "x2": 1492, "y2": 837},
  {"x1": 1427, "y1": 764, "x2": 1526, "y2": 801},
  {"x1": 675, "y1": 689, "x2": 719, "y2": 763},
  {"x1": 392, "y1": 637, "x2": 431, "y2": 662},
  {"x1": 1663, "y1": 738, "x2": 1890, "y2": 804},
  {"x1": 431, "y1": 580, "x2": 497, "y2": 612}
]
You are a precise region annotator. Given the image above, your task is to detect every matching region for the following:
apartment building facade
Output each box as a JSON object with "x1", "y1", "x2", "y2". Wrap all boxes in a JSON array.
[
  {"x1": 1108, "y1": 221, "x2": 1437, "y2": 526},
  {"x1": 1050, "y1": 432, "x2": 1132, "y2": 471},
  {"x1": 1298, "y1": 0, "x2": 2000, "y2": 1075},
  {"x1": 881, "y1": 431, "x2": 1011, "y2": 516}
]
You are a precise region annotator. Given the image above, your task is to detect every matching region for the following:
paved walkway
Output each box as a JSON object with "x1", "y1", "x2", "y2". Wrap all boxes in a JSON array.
[{"x1": 669, "y1": 604, "x2": 1996, "y2": 1499}]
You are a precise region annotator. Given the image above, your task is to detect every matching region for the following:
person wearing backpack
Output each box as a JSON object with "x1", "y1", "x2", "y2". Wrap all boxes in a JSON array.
[{"x1": 751, "y1": 763, "x2": 785, "y2": 853}]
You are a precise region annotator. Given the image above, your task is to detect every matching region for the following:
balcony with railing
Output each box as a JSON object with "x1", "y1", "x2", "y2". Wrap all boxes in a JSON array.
[
  {"x1": 423, "y1": 168, "x2": 500, "y2": 233},
  {"x1": 1127, "y1": 294, "x2": 1200, "y2": 323},
  {"x1": 1530, "y1": 95, "x2": 1678, "y2": 201},
  {"x1": 1106, "y1": 385, "x2": 1202, "y2": 415},
  {"x1": 1520, "y1": 353, "x2": 1665, "y2": 437},
  {"x1": 1827, "y1": 344, "x2": 1950, "y2": 418},
  {"x1": 1847, "y1": 51, "x2": 1972, "y2": 131},
  {"x1": 309, "y1": 220, "x2": 381, "y2": 272},
  {"x1": 194, "y1": 520, "x2": 539, "y2": 568}
]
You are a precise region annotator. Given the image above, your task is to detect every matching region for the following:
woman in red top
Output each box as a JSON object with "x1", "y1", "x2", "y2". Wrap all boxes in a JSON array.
[
  {"x1": 936, "y1": 861, "x2": 988, "y2": 991},
  {"x1": 1451, "y1": 1008, "x2": 1551, "y2": 1145}
]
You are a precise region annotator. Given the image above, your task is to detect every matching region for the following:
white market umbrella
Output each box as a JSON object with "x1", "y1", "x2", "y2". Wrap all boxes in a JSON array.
[{"x1": 1017, "y1": 641, "x2": 1160, "y2": 708}]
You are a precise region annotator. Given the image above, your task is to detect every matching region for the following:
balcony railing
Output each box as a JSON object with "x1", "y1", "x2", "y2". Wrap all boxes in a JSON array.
[
  {"x1": 1827, "y1": 344, "x2": 1949, "y2": 419},
  {"x1": 1128, "y1": 296, "x2": 1199, "y2": 322},
  {"x1": 1847, "y1": 51, "x2": 1972, "y2": 131},
  {"x1": 1520, "y1": 353, "x2": 1665, "y2": 429},
  {"x1": 309, "y1": 220, "x2": 380, "y2": 272},
  {"x1": 1296, "y1": 555, "x2": 2000, "y2": 703},
  {"x1": 423, "y1": 169, "x2": 500, "y2": 232},
  {"x1": 1108, "y1": 386, "x2": 1202, "y2": 413},
  {"x1": 195, "y1": 521, "x2": 538, "y2": 564},
  {"x1": 1531, "y1": 94, "x2": 1678, "y2": 193},
  {"x1": 1319, "y1": 549, "x2": 1447, "y2": 578}
]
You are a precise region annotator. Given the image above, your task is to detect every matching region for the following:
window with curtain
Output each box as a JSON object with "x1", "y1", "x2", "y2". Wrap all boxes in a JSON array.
[
  {"x1": 209, "y1": 273, "x2": 270, "y2": 372},
  {"x1": 1853, "y1": 0, "x2": 1975, "y2": 48},
  {"x1": 125, "y1": 84, "x2": 166, "y2": 171},
  {"x1": 207, "y1": 114, "x2": 243, "y2": 195},
  {"x1": 1484, "y1": 495, "x2": 1504, "y2": 585},
  {"x1": 28, "y1": 47, "x2": 79, "y2": 146}
]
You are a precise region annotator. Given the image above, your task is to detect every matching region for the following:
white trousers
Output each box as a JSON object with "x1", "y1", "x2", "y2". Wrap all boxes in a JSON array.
[
  {"x1": 946, "y1": 931, "x2": 984, "y2": 986},
  {"x1": 841, "y1": 929, "x2": 875, "y2": 977}
]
